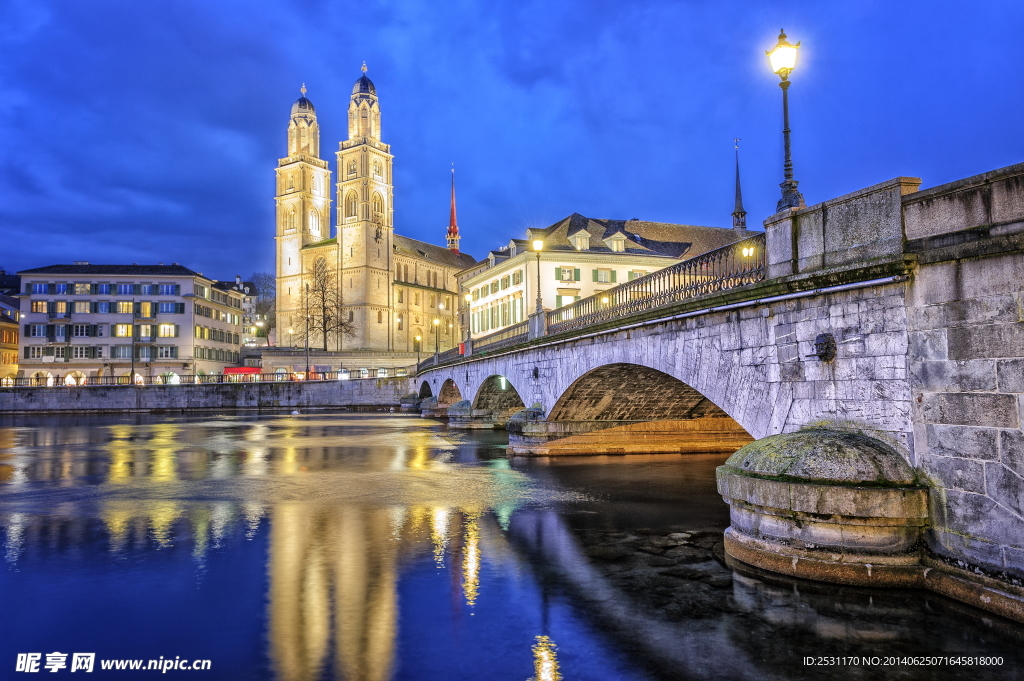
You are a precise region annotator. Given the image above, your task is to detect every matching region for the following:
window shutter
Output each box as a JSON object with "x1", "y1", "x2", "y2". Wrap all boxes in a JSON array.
[
  {"x1": 611, "y1": 270, "x2": 617, "y2": 283},
  {"x1": 555, "y1": 296, "x2": 562, "y2": 308},
  {"x1": 47, "y1": 302, "x2": 55, "y2": 316},
  {"x1": 24, "y1": 347, "x2": 30, "y2": 359},
  {"x1": 133, "y1": 284, "x2": 141, "y2": 295},
  {"x1": 46, "y1": 325, "x2": 55, "y2": 341},
  {"x1": 24, "y1": 324, "x2": 30, "y2": 336},
  {"x1": 172, "y1": 346, "x2": 179, "y2": 359},
  {"x1": 575, "y1": 296, "x2": 581, "y2": 302},
  {"x1": 88, "y1": 324, "x2": 97, "y2": 337},
  {"x1": 574, "y1": 268, "x2": 581, "y2": 281},
  {"x1": 174, "y1": 284, "x2": 181, "y2": 295},
  {"x1": 90, "y1": 284, "x2": 98, "y2": 295},
  {"x1": 592, "y1": 269, "x2": 598, "y2": 282},
  {"x1": 47, "y1": 283, "x2": 55, "y2": 294},
  {"x1": 175, "y1": 302, "x2": 183, "y2": 314},
  {"x1": 174, "y1": 324, "x2": 179, "y2": 337},
  {"x1": 90, "y1": 302, "x2": 98, "y2": 313},
  {"x1": 554, "y1": 267, "x2": 560, "y2": 280},
  {"x1": 24, "y1": 283, "x2": 30, "y2": 294}
]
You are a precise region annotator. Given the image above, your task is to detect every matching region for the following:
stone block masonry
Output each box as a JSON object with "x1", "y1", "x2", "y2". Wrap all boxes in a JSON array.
[
  {"x1": 906, "y1": 161, "x2": 1024, "y2": 583},
  {"x1": 0, "y1": 377, "x2": 415, "y2": 414}
]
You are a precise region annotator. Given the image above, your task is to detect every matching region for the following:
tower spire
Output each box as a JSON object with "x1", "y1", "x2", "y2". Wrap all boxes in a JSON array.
[
  {"x1": 447, "y1": 164, "x2": 461, "y2": 254},
  {"x1": 732, "y1": 138, "x2": 747, "y2": 230}
]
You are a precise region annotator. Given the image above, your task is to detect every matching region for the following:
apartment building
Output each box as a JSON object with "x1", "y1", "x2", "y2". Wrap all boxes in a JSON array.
[
  {"x1": 16, "y1": 263, "x2": 243, "y2": 384},
  {"x1": 0, "y1": 305, "x2": 18, "y2": 382}
]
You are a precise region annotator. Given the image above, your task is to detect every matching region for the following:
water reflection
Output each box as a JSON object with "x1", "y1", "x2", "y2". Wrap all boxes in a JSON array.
[{"x1": 0, "y1": 413, "x2": 1022, "y2": 681}]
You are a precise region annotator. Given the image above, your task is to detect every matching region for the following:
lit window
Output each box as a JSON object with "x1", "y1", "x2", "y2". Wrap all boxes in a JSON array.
[
  {"x1": 54, "y1": 301, "x2": 67, "y2": 314},
  {"x1": 596, "y1": 270, "x2": 611, "y2": 283},
  {"x1": 74, "y1": 301, "x2": 90, "y2": 313},
  {"x1": 158, "y1": 324, "x2": 176, "y2": 337},
  {"x1": 74, "y1": 284, "x2": 90, "y2": 295},
  {"x1": 31, "y1": 301, "x2": 46, "y2": 313},
  {"x1": 560, "y1": 268, "x2": 575, "y2": 282},
  {"x1": 117, "y1": 301, "x2": 133, "y2": 314},
  {"x1": 139, "y1": 302, "x2": 152, "y2": 317},
  {"x1": 114, "y1": 325, "x2": 132, "y2": 337},
  {"x1": 138, "y1": 325, "x2": 152, "y2": 338}
]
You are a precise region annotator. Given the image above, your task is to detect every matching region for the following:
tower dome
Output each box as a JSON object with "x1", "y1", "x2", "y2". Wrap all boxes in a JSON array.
[
  {"x1": 291, "y1": 96, "x2": 315, "y2": 115},
  {"x1": 352, "y1": 74, "x2": 376, "y2": 96}
]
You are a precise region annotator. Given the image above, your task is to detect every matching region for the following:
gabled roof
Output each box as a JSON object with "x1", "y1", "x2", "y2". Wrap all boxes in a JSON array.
[
  {"x1": 17, "y1": 264, "x2": 201, "y2": 277},
  {"x1": 393, "y1": 235, "x2": 477, "y2": 269},
  {"x1": 469, "y1": 213, "x2": 760, "y2": 267}
]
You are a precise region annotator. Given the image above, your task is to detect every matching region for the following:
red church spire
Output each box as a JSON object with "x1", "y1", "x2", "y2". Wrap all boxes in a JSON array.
[{"x1": 447, "y1": 164, "x2": 460, "y2": 254}]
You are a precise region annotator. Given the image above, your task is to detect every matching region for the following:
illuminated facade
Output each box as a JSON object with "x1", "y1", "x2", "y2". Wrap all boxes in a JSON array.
[{"x1": 274, "y1": 70, "x2": 476, "y2": 372}]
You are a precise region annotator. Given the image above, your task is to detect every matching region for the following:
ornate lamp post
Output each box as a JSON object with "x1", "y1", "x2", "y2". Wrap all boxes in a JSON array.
[
  {"x1": 464, "y1": 293, "x2": 472, "y2": 341},
  {"x1": 532, "y1": 239, "x2": 544, "y2": 314},
  {"x1": 415, "y1": 334, "x2": 422, "y2": 366},
  {"x1": 767, "y1": 29, "x2": 805, "y2": 211}
]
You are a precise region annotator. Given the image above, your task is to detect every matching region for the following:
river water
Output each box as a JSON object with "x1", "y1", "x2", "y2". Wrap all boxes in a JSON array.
[{"x1": 0, "y1": 411, "x2": 1020, "y2": 681}]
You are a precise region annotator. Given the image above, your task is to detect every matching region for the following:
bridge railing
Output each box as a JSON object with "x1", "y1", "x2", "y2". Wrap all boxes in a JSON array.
[
  {"x1": 546, "y1": 233, "x2": 766, "y2": 335},
  {"x1": 0, "y1": 371, "x2": 411, "y2": 388},
  {"x1": 473, "y1": 321, "x2": 529, "y2": 352},
  {"x1": 416, "y1": 347, "x2": 463, "y2": 373}
]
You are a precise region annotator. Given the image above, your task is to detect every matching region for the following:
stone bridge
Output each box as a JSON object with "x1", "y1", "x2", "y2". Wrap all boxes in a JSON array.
[{"x1": 418, "y1": 162, "x2": 1024, "y2": 620}]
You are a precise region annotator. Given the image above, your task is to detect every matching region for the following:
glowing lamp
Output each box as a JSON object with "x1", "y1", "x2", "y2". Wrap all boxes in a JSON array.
[
  {"x1": 532, "y1": 240, "x2": 544, "y2": 252},
  {"x1": 767, "y1": 29, "x2": 800, "y2": 75}
]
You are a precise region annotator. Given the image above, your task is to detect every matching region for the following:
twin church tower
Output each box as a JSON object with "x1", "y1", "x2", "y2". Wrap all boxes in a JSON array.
[{"x1": 275, "y1": 67, "x2": 475, "y2": 358}]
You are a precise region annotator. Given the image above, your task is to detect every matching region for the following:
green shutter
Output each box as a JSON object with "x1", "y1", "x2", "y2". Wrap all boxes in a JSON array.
[
  {"x1": 24, "y1": 324, "x2": 30, "y2": 336},
  {"x1": 592, "y1": 269, "x2": 598, "y2": 282},
  {"x1": 573, "y1": 268, "x2": 580, "y2": 281},
  {"x1": 174, "y1": 324, "x2": 179, "y2": 337},
  {"x1": 610, "y1": 270, "x2": 617, "y2": 283},
  {"x1": 174, "y1": 284, "x2": 181, "y2": 295},
  {"x1": 88, "y1": 324, "x2": 97, "y2": 337},
  {"x1": 554, "y1": 266, "x2": 560, "y2": 280},
  {"x1": 575, "y1": 296, "x2": 581, "y2": 302},
  {"x1": 555, "y1": 295, "x2": 562, "y2": 308}
]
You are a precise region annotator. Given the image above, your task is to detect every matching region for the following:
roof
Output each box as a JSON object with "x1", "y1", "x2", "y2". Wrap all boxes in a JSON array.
[
  {"x1": 393, "y1": 235, "x2": 477, "y2": 269},
  {"x1": 291, "y1": 96, "x2": 315, "y2": 116},
  {"x1": 470, "y1": 213, "x2": 760, "y2": 267},
  {"x1": 0, "y1": 293, "x2": 19, "y2": 311},
  {"x1": 213, "y1": 280, "x2": 258, "y2": 296},
  {"x1": 353, "y1": 74, "x2": 376, "y2": 96},
  {"x1": 0, "y1": 273, "x2": 19, "y2": 293},
  {"x1": 17, "y1": 264, "x2": 201, "y2": 277}
]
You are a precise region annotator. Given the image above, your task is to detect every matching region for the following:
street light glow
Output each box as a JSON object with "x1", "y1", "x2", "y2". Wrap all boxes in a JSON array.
[
  {"x1": 532, "y1": 239, "x2": 544, "y2": 252},
  {"x1": 767, "y1": 29, "x2": 800, "y2": 75}
]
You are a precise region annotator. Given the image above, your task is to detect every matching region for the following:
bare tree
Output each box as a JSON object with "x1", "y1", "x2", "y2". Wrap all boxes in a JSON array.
[
  {"x1": 300, "y1": 258, "x2": 355, "y2": 350},
  {"x1": 248, "y1": 271, "x2": 277, "y2": 338}
]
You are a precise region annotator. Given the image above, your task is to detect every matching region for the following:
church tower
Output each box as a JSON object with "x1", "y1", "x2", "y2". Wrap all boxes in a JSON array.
[
  {"x1": 336, "y1": 65, "x2": 394, "y2": 350},
  {"x1": 275, "y1": 86, "x2": 332, "y2": 336}
]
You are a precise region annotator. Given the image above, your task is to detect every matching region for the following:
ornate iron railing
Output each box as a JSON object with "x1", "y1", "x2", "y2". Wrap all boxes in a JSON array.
[
  {"x1": 546, "y1": 233, "x2": 766, "y2": 335},
  {"x1": 473, "y1": 321, "x2": 529, "y2": 352}
]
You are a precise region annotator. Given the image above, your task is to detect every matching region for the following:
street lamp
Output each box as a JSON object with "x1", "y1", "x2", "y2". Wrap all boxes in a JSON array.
[
  {"x1": 415, "y1": 334, "x2": 422, "y2": 366},
  {"x1": 464, "y1": 293, "x2": 472, "y2": 341},
  {"x1": 532, "y1": 239, "x2": 544, "y2": 314},
  {"x1": 767, "y1": 29, "x2": 805, "y2": 211},
  {"x1": 432, "y1": 317, "x2": 441, "y2": 361}
]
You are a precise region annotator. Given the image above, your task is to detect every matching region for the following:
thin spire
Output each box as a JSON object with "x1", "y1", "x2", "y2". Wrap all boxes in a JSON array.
[
  {"x1": 361, "y1": 61, "x2": 368, "y2": 73},
  {"x1": 732, "y1": 138, "x2": 747, "y2": 230},
  {"x1": 300, "y1": 83, "x2": 307, "y2": 96},
  {"x1": 447, "y1": 163, "x2": 461, "y2": 254}
]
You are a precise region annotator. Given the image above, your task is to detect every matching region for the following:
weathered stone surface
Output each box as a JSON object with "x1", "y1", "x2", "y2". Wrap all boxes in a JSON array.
[
  {"x1": 921, "y1": 392, "x2": 1019, "y2": 428},
  {"x1": 721, "y1": 429, "x2": 917, "y2": 485},
  {"x1": 908, "y1": 330, "x2": 947, "y2": 361},
  {"x1": 921, "y1": 454, "x2": 988, "y2": 495},
  {"x1": 997, "y1": 359, "x2": 1024, "y2": 393},
  {"x1": 948, "y1": 323, "x2": 1024, "y2": 360},
  {"x1": 926, "y1": 424, "x2": 998, "y2": 460},
  {"x1": 1001, "y1": 429, "x2": 1024, "y2": 478},
  {"x1": 984, "y1": 461, "x2": 1024, "y2": 518},
  {"x1": 910, "y1": 360, "x2": 996, "y2": 392}
]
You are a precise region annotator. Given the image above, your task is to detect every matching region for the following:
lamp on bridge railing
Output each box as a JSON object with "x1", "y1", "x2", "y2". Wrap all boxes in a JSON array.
[
  {"x1": 600, "y1": 296, "x2": 610, "y2": 306},
  {"x1": 464, "y1": 293, "x2": 473, "y2": 341},
  {"x1": 741, "y1": 246, "x2": 755, "y2": 258},
  {"x1": 767, "y1": 29, "x2": 805, "y2": 212},
  {"x1": 532, "y1": 239, "x2": 544, "y2": 314},
  {"x1": 432, "y1": 318, "x2": 441, "y2": 361},
  {"x1": 415, "y1": 334, "x2": 422, "y2": 365}
]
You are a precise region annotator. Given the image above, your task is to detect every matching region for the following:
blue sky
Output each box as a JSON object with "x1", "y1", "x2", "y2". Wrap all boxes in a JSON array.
[{"x1": 1, "y1": 0, "x2": 1022, "y2": 278}]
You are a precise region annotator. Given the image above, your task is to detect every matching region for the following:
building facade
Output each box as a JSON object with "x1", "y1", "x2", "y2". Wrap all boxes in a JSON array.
[
  {"x1": 273, "y1": 71, "x2": 475, "y2": 374},
  {"x1": 16, "y1": 264, "x2": 243, "y2": 384},
  {"x1": 462, "y1": 213, "x2": 758, "y2": 339},
  {"x1": 0, "y1": 313, "x2": 18, "y2": 382}
]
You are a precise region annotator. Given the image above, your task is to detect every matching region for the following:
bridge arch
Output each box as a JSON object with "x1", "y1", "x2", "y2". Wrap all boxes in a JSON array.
[
  {"x1": 438, "y1": 379, "x2": 463, "y2": 404},
  {"x1": 549, "y1": 363, "x2": 735, "y2": 423},
  {"x1": 418, "y1": 381, "x2": 433, "y2": 398},
  {"x1": 473, "y1": 375, "x2": 526, "y2": 414}
]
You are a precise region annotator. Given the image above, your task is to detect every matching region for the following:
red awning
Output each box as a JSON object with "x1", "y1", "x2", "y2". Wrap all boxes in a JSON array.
[{"x1": 223, "y1": 367, "x2": 262, "y2": 375}]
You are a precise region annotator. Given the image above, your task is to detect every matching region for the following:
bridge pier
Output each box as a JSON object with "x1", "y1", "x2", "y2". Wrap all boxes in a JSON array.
[
  {"x1": 508, "y1": 416, "x2": 753, "y2": 456},
  {"x1": 447, "y1": 400, "x2": 520, "y2": 429}
]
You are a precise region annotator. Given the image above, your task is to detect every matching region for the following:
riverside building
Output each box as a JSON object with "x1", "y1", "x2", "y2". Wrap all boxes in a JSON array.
[
  {"x1": 16, "y1": 263, "x2": 243, "y2": 385},
  {"x1": 462, "y1": 213, "x2": 758, "y2": 340}
]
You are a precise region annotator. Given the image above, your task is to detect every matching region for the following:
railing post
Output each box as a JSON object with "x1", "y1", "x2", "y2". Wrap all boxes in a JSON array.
[{"x1": 528, "y1": 312, "x2": 547, "y2": 340}]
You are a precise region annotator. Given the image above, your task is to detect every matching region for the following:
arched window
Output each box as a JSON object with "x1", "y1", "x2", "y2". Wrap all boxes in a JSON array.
[
  {"x1": 311, "y1": 176, "x2": 319, "y2": 192},
  {"x1": 373, "y1": 161, "x2": 382, "y2": 177},
  {"x1": 309, "y1": 210, "x2": 320, "y2": 236},
  {"x1": 288, "y1": 209, "x2": 296, "y2": 231},
  {"x1": 377, "y1": 310, "x2": 383, "y2": 323},
  {"x1": 371, "y1": 192, "x2": 384, "y2": 221},
  {"x1": 345, "y1": 191, "x2": 358, "y2": 218},
  {"x1": 403, "y1": 264, "x2": 409, "y2": 282}
]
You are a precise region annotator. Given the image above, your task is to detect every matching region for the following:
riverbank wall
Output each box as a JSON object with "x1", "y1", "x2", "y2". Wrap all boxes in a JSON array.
[{"x1": 0, "y1": 377, "x2": 416, "y2": 413}]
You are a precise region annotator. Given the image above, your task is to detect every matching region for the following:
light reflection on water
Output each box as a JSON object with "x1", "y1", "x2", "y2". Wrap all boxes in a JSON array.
[{"x1": 0, "y1": 412, "x2": 1022, "y2": 681}]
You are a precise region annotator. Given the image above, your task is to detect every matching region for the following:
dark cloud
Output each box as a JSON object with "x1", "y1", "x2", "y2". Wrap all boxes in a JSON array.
[{"x1": 1, "y1": 0, "x2": 1022, "y2": 275}]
